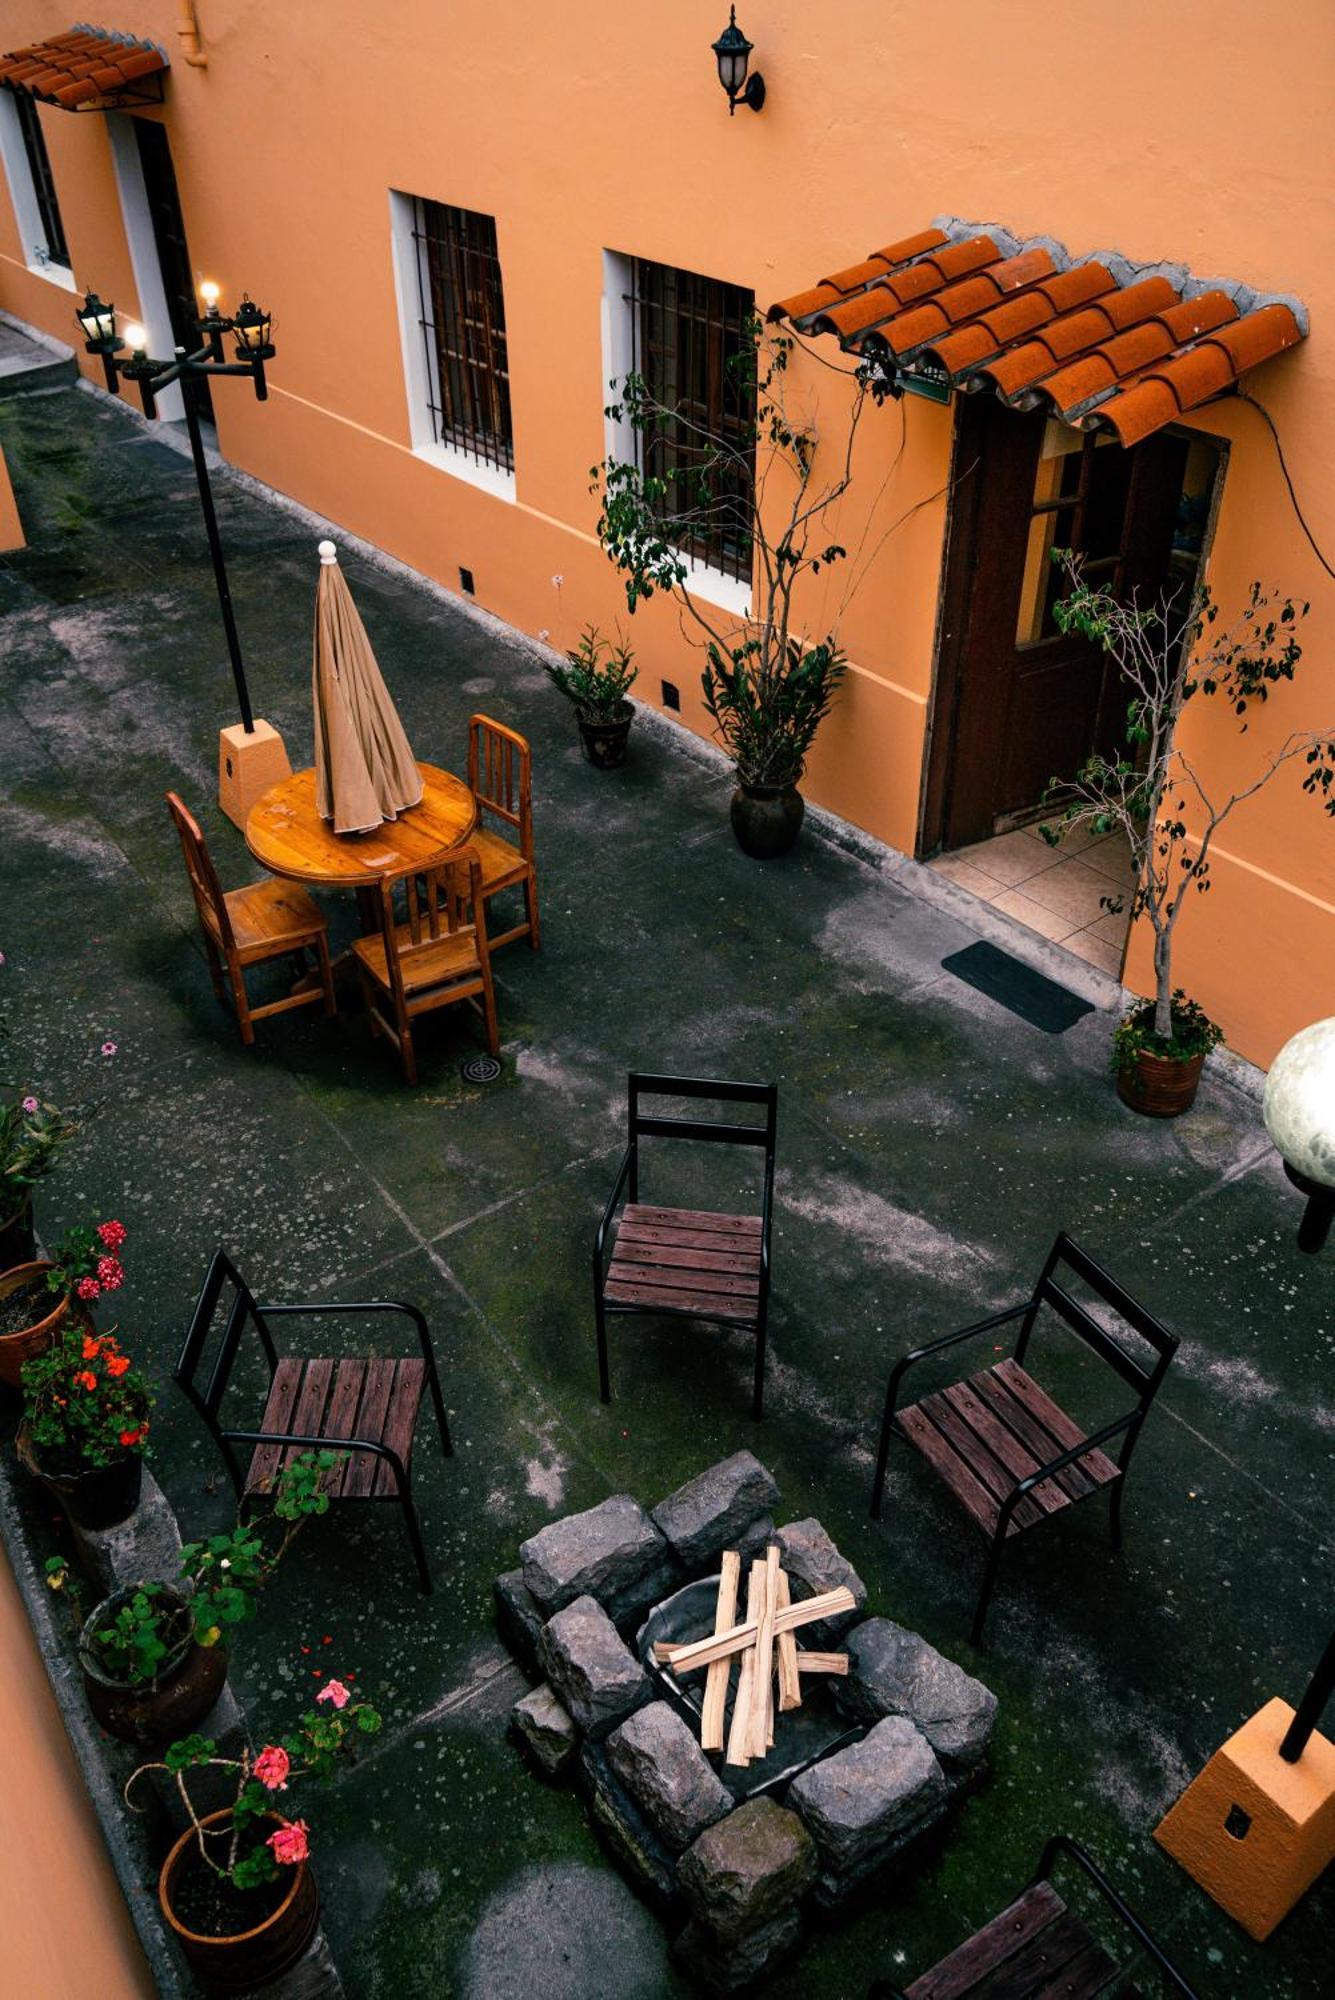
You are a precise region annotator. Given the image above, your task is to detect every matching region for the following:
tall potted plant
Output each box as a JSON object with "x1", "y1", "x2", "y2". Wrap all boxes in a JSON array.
[
  {"x1": 17, "y1": 1316, "x2": 152, "y2": 1528},
  {"x1": 544, "y1": 625, "x2": 639, "y2": 768},
  {"x1": 592, "y1": 319, "x2": 868, "y2": 857},
  {"x1": 129, "y1": 1680, "x2": 381, "y2": 1992},
  {"x1": 0, "y1": 1213, "x2": 124, "y2": 1388},
  {"x1": 1043, "y1": 555, "x2": 1335, "y2": 1115},
  {"x1": 0, "y1": 1091, "x2": 78, "y2": 1274}
]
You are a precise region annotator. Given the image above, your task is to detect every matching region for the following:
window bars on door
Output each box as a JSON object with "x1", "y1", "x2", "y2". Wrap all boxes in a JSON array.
[
  {"x1": 412, "y1": 198, "x2": 513, "y2": 474},
  {"x1": 627, "y1": 259, "x2": 756, "y2": 583},
  {"x1": 15, "y1": 94, "x2": 69, "y2": 268}
]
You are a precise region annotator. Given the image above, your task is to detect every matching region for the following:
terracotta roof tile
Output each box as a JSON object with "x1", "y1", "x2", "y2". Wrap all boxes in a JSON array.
[
  {"x1": 0, "y1": 28, "x2": 166, "y2": 107},
  {"x1": 770, "y1": 225, "x2": 1306, "y2": 443}
]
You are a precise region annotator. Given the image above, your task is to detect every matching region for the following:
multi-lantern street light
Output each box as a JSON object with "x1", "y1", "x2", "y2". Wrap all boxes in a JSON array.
[{"x1": 74, "y1": 282, "x2": 274, "y2": 736}]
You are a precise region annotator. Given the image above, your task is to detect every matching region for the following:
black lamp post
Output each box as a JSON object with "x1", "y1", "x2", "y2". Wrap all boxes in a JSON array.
[
  {"x1": 712, "y1": 7, "x2": 765, "y2": 114},
  {"x1": 76, "y1": 284, "x2": 274, "y2": 735}
]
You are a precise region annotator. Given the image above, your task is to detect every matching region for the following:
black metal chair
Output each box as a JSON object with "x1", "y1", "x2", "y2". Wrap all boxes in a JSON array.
[
  {"x1": 174, "y1": 1249, "x2": 452, "y2": 1593},
  {"x1": 867, "y1": 1834, "x2": 1199, "y2": 1998},
  {"x1": 870, "y1": 1232, "x2": 1178, "y2": 1644},
  {"x1": 593, "y1": 1073, "x2": 777, "y2": 1419}
]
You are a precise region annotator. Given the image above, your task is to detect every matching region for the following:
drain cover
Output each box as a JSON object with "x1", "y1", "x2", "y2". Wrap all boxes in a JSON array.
[{"x1": 460, "y1": 1054, "x2": 502, "y2": 1085}]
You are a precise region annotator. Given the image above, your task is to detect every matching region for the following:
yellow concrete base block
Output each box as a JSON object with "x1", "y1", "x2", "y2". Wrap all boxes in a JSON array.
[
  {"x1": 218, "y1": 719, "x2": 292, "y2": 831},
  {"x1": 1154, "y1": 1697, "x2": 1335, "y2": 1941}
]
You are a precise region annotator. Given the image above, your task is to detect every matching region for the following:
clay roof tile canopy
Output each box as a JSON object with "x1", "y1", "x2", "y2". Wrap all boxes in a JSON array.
[
  {"x1": 0, "y1": 28, "x2": 167, "y2": 111},
  {"x1": 769, "y1": 223, "x2": 1307, "y2": 444}
]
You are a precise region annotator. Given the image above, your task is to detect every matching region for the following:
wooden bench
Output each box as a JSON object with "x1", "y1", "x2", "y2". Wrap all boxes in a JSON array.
[{"x1": 871, "y1": 1234, "x2": 1178, "y2": 1644}]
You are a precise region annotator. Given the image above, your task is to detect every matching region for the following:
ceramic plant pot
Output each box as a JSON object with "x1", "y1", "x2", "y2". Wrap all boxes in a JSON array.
[
  {"x1": 159, "y1": 1810, "x2": 319, "y2": 1996},
  {"x1": 79, "y1": 1586, "x2": 228, "y2": 1747},
  {"x1": 0, "y1": 1261, "x2": 80, "y2": 1389},
  {"x1": 0, "y1": 1194, "x2": 35, "y2": 1276},
  {"x1": 576, "y1": 703, "x2": 634, "y2": 769},
  {"x1": 1116, "y1": 1046, "x2": 1207, "y2": 1118},
  {"x1": 729, "y1": 780, "x2": 805, "y2": 859},
  {"x1": 16, "y1": 1421, "x2": 144, "y2": 1530}
]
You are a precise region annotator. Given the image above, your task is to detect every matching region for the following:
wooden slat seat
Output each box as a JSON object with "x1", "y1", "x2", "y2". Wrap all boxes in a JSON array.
[
  {"x1": 221, "y1": 878, "x2": 329, "y2": 959},
  {"x1": 352, "y1": 921, "x2": 483, "y2": 1000},
  {"x1": 471, "y1": 823, "x2": 529, "y2": 893},
  {"x1": 896, "y1": 1358, "x2": 1121, "y2": 1543},
  {"x1": 246, "y1": 1354, "x2": 428, "y2": 1501},
  {"x1": 605, "y1": 1203, "x2": 764, "y2": 1323},
  {"x1": 904, "y1": 1879, "x2": 1141, "y2": 1999}
]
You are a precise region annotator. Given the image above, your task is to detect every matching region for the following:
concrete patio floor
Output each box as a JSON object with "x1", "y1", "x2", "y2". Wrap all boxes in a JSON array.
[{"x1": 0, "y1": 368, "x2": 1330, "y2": 1999}]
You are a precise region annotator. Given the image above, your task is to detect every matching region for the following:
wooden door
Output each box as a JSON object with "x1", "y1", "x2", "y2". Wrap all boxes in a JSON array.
[
  {"x1": 925, "y1": 396, "x2": 1187, "y2": 851},
  {"x1": 132, "y1": 120, "x2": 213, "y2": 424}
]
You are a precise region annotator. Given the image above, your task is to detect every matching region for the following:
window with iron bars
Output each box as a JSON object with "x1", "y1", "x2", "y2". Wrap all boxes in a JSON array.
[
  {"x1": 15, "y1": 94, "x2": 69, "y2": 269},
  {"x1": 627, "y1": 259, "x2": 756, "y2": 583},
  {"x1": 411, "y1": 199, "x2": 513, "y2": 474}
]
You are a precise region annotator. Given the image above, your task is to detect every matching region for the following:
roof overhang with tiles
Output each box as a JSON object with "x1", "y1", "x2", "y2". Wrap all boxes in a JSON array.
[
  {"x1": 0, "y1": 27, "x2": 167, "y2": 111},
  {"x1": 768, "y1": 223, "x2": 1307, "y2": 448}
]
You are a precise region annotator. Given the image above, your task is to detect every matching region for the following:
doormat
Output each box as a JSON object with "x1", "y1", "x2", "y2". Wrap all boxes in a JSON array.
[{"x1": 941, "y1": 941, "x2": 1094, "y2": 1034}]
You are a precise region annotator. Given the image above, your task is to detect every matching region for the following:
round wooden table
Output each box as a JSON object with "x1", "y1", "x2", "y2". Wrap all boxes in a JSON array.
[{"x1": 246, "y1": 764, "x2": 478, "y2": 926}]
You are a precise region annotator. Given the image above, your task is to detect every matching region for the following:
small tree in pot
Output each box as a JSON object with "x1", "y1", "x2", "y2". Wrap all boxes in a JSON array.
[
  {"x1": 544, "y1": 625, "x2": 639, "y2": 768},
  {"x1": 1043, "y1": 553, "x2": 1335, "y2": 1115},
  {"x1": 592, "y1": 321, "x2": 865, "y2": 857}
]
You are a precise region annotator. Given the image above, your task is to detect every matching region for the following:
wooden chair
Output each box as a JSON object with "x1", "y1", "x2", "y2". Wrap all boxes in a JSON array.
[
  {"x1": 870, "y1": 1233, "x2": 1178, "y2": 1645},
  {"x1": 174, "y1": 1249, "x2": 453, "y2": 1593},
  {"x1": 868, "y1": 1835, "x2": 1199, "y2": 1999},
  {"x1": 594, "y1": 1073, "x2": 777, "y2": 1419},
  {"x1": 352, "y1": 848, "x2": 498, "y2": 1085},
  {"x1": 466, "y1": 713, "x2": 540, "y2": 951},
  {"x1": 166, "y1": 792, "x2": 335, "y2": 1047}
]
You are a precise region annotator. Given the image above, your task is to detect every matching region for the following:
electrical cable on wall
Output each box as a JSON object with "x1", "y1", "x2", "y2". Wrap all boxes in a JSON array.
[{"x1": 1236, "y1": 391, "x2": 1335, "y2": 583}]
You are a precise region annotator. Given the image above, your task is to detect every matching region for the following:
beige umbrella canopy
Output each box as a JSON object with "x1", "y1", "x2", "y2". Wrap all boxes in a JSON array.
[{"x1": 312, "y1": 540, "x2": 423, "y2": 834}]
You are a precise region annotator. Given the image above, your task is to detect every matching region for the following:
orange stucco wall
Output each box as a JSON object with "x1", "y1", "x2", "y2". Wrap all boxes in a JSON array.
[
  {"x1": 0, "y1": 435, "x2": 24, "y2": 548},
  {"x1": 1, "y1": 2, "x2": 1331, "y2": 1065}
]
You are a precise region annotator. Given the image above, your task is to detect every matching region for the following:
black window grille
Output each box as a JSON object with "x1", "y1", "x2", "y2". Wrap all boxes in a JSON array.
[
  {"x1": 628, "y1": 259, "x2": 756, "y2": 582},
  {"x1": 412, "y1": 199, "x2": 513, "y2": 473},
  {"x1": 15, "y1": 94, "x2": 69, "y2": 269}
]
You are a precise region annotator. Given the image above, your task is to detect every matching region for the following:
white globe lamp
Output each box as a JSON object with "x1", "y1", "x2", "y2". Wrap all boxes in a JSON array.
[{"x1": 1263, "y1": 1016, "x2": 1335, "y2": 1252}]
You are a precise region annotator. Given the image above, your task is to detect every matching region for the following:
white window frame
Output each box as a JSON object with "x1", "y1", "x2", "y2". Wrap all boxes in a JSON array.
[
  {"x1": 599, "y1": 249, "x2": 753, "y2": 621},
  {"x1": 388, "y1": 188, "x2": 516, "y2": 504},
  {"x1": 0, "y1": 93, "x2": 76, "y2": 292}
]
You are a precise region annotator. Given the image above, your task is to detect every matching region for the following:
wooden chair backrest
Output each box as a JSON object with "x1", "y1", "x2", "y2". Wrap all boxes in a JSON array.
[
  {"x1": 166, "y1": 791, "x2": 234, "y2": 951},
  {"x1": 468, "y1": 714, "x2": 532, "y2": 856},
  {"x1": 376, "y1": 846, "x2": 489, "y2": 1012}
]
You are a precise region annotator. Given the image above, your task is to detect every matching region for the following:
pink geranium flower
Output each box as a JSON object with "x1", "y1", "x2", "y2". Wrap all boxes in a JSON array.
[
  {"x1": 315, "y1": 1679, "x2": 349, "y2": 1710},
  {"x1": 266, "y1": 1820, "x2": 309, "y2": 1867},
  {"x1": 100, "y1": 1041, "x2": 117, "y2": 1057},
  {"x1": 22, "y1": 1095, "x2": 39, "y2": 1114},
  {"x1": 253, "y1": 1745, "x2": 290, "y2": 1792}
]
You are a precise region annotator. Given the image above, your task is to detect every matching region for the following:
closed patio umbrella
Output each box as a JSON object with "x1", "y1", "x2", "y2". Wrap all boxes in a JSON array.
[{"x1": 312, "y1": 539, "x2": 423, "y2": 834}]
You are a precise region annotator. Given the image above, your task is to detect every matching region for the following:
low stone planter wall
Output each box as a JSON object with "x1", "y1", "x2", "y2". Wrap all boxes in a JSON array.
[{"x1": 497, "y1": 1452, "x2": 997, "y2": 1992}]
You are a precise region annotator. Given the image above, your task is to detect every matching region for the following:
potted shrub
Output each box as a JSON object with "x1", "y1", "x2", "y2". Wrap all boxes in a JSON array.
[
  {"x1": 17, "y1": 1317, "x2": 152, "y2": 1528},
  {"x1": 1043, "y1": 556, "x2": 1335, "y2": 1117},
  {"x1": 0, "y1": 1091, "x2": 78, "y2": 1274},
  {"x1": 593, "y1": 319, "x2": 868, "y2": 856},
  {"x1": 544, "y1": 624, "x2": 638, "y2": 767},
  {"x1": 129, "y1": 1679, "x2": 381, "y2": 1992},
  {"x1": 0, "y1": 1213, "x2": 124, "y2": 1389},
  {"x1": 47, "y1": 1450, "x2": 341, "y2": 1745}
]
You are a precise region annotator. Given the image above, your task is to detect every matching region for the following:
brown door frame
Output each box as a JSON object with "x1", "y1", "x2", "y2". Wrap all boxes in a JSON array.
[{"x1": 915, "y1": 399, "x2": 1229, "y2": 861}]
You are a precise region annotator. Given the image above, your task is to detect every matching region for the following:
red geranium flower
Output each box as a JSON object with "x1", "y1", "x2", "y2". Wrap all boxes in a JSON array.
[
  {"x1": 96, "y1": 1257, "x2": 124, "y2": 1292},
  {"x1": 82, "y1": 1335, "x2": 101, "y2": 1360},
  {"x1": 119, "y1": 1426, "x2": 146, "y2": 1449},
  {"x1": 74, "y1": 1370, "x2": 98, "y2": 1392},
  {"x1": 105, "y1": 1352, "x2": 131, "y2": 1378},
  {"x1": 97, "y1": 1221, "x2": 127, "y2": 1251},
  {"x1": 76, "y1": 1278, "x2": 100, "y2": 1302}
]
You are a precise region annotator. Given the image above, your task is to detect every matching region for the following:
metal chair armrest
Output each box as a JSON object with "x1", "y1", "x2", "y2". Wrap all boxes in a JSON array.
[
  {"x1": 994, "y1": 1412, "x2": 1139, "y2": 1536},
  {"x1": 883, "y1": 1302, "x2": 1032, "y2": 1426},
  {"x1": 594, "y1": 1146, "x2": 635, "y2": 1267},
  {"x1": 1032, "y1": 1835, "x2": 1201, "y2": 1997}
]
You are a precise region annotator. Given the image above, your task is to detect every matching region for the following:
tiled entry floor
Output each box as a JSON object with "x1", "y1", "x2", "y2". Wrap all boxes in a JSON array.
[{"x1": 929, "y1": 824, "x2": 1135, "y2": 977}]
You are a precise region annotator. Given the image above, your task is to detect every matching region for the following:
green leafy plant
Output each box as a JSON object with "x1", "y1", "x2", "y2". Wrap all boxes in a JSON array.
[
  {"x1": 127, "y1": 1680, "x2": 381, "y2": 1893},
  {"x1": 1042, "y1": 552, "x2": 1335, "y2": 1053},
  {"x1": 0, "y1": 1092, "x2": 78, "y2": 1214},
  {"x1": 48, "y1": 1449, "x2": 343, "y2": 1684},
  {"x1": 544, "y1": 625, "x2": 638, "y2": 722},
  {"x1": 44, "y1": 1215, "x2": 127, "y2": 1304},
  {"x1": 21, "y1": 1321, "x2": 153, "y2": 1472},
  {"x1": 591, "y1": 318, "x2": 869, "y2": 790}
]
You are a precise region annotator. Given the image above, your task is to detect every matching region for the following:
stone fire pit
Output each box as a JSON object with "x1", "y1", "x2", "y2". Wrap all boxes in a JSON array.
[{"x1": 496, "y1": 1455, "x2": 997, "y2": 1992}]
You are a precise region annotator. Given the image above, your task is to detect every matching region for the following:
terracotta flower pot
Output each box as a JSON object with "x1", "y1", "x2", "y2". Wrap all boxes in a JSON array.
[
  {"x1": 15, "y1": 1420, "x2": 144, "y2": 1530},
  {"x1": 160, "y1": 1809, "x2": 319, "y2": 1996},
  {"x1": 79, "y1": 1586, "x2": 228, "y2": 1747},
  {"x1": 0, "y1": 1261, "x2": 81, "y2": 1389},
  {"x1": 1116, "y1": 1046, "x2": 1207, "y2": 1118},
  {"x1": 730, "y1": 780, "x2": 805, "y2": 859},
  {"x1": 0, "y1": 1194, "x2": 35, "y2": 1276},
  {"x1": 576, "y1": 702, "x2": 634, "y2": 769}
]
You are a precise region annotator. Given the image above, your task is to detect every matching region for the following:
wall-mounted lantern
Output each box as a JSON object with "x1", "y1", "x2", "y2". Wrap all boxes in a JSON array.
[
  {"x1": 1263, "y1": 1016, "x2": 1335, "y2": 1252},
  {"x1": 712, "y1": 7, "x2": 765, "y2": 115}
]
